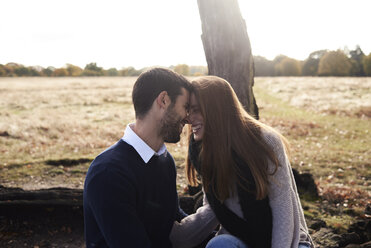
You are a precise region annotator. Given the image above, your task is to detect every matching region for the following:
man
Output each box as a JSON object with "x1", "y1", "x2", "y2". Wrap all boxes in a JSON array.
[{"x1": 83, "y1": 68, "x2": 192, "y2": 247}]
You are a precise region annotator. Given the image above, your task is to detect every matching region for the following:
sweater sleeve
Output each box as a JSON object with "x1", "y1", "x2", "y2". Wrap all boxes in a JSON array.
[
  {"x1": 85, "y1": 167, "x2": 151, "y2": 248},
  {"x1": 170, "y1": 189, "x2": 219, "y2": 248},
  {"x1": 266, "y1": 133, "x2": 299, "y2": 248}
]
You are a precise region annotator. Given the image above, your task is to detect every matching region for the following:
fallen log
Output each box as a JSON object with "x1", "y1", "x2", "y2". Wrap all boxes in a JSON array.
[
  {"x1": 0, "y1": 168, "x2": 318, "y2": 207},
  {"x1": 0, "y1": 185, "x2": 82, "y2": 206}
]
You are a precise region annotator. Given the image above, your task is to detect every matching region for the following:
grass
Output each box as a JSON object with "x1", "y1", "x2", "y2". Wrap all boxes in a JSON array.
[
  {"x1": 254, "y1": 78, "x2": 370, "y2": 195},
  {"x1": 0, "y1": 77, "x2": 135, "y2": 189},
  {"x1": 0, "y1": 76, "x2": 370, "y2": 230},
  {"x1": 254, "y1": 77, "x2": 370, "y2": 231}
]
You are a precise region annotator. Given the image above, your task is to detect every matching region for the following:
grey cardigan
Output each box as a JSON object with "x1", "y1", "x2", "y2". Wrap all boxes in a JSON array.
[{"x1": 170, "y1": 130, "x2": 314, "y2": 248}]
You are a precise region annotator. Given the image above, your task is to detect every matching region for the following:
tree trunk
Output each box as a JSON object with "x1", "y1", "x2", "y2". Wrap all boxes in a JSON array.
[{"x1": 197, "y1": 0, "x2": 259, "y2": 118}]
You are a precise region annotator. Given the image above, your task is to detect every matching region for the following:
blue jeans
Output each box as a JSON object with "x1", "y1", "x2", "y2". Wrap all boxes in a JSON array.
[
  {"x1": 205, "y1": 235, "x2": 247, "y2": 248},
  {"x1": 205, "y1": 234, "x2": 311, "y2": 248}
]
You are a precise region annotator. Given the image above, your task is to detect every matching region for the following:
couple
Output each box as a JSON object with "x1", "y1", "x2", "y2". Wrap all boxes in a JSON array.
[{"x1": 83, "y1": 68, "x2": 314, "y2": 248}]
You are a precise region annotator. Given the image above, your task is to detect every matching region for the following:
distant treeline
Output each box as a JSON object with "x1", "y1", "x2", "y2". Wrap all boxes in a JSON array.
[
  {"x1": 0, "y1": 63, "x2": 207, "y2": 77},
  {"x1": 1, "y1": 46, "x2": 370, "y2": 77},
  {"x1": 255, "y1": 46, "x2": 371, "y2": 77}
]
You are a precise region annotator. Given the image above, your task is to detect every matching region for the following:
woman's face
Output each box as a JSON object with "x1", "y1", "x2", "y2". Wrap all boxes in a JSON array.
[{"x1": 189, "y1": 93, "x2": 204, "y2": 141}]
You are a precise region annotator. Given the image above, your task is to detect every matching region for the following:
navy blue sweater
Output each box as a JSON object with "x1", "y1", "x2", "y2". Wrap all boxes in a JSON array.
[{"x1": 83, "y1": 140, "x2": 179, "y2": 248}]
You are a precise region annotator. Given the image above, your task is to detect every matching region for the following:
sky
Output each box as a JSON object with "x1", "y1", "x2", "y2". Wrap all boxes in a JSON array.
[{"x1": 0, "y1": 0, "x2": 370, "y2": 69}]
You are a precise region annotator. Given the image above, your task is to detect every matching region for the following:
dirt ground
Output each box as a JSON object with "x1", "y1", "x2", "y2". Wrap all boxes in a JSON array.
[{"x1": 1, "y1": 205, "x2": 85, "y2": 248}]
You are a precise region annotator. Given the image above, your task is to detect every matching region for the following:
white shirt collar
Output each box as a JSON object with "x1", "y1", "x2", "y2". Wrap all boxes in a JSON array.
[{"x1": 122, "y1": 123, "x2": 167, "y2": 164}]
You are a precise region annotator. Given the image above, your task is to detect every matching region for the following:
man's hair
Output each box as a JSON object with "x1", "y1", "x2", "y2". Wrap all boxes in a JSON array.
[{"x1": 132, "y1": 67, "x2": 192, "y2": 119}]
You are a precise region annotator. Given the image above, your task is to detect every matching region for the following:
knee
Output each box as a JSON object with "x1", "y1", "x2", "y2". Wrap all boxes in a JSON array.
[{"x1": 205, "y1": 234, "x2": 247, "y2": 248}]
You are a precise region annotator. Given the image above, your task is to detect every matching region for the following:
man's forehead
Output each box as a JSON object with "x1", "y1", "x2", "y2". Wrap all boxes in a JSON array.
[
  {"x1": 181, "y1": 87, "x2": 190, "y2": 95},
  {"x1": 172, "y1": 88, "x2": 189, "y2": 107},
  {"x1": 178, "y1": 88, "x2": 190, "y2": 100}
]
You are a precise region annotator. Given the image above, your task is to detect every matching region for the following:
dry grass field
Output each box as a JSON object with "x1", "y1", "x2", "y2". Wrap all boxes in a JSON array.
[
  {"x1": 0, "y1": 76, "x2": 370, "y2": 230},
  {"x1": 254, "y1": 77, "x2": 370, "y2": 195},
  {"x1": 0, "y1": 77, "x2": 190, "y2": 190},
  {"x1": 254, "y1": 77, "x2": 370, "y2": 230}
]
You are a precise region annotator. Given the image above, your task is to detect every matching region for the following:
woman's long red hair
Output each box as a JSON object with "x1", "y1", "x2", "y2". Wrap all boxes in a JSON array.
[{"x1": 186, "y1": 76, "x2": 288, "y2": 201}]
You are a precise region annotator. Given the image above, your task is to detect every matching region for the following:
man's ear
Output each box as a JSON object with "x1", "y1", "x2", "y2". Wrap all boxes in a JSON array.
[{"x1": 156, "y1": 91, "x2": 171, "y2": 109}]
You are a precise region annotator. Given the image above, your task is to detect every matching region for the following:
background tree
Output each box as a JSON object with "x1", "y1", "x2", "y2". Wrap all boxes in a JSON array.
[
  {"x1": 66, "y1": 64, "x2": 83, "y2": 77},
  {"x1": 42, "y1": 66, "x2": 55, "y2": 77},
  {"x1": 3, "y1": 63, "x2": 16, "y2": 76},
  {"x1": 173, "y1": 64, "x2": 190, "y2": 76},
  {"x1": 105, "y1": 68, "x2": 119, "y2": 76},
  {"x1": 119, "y1": 67, "x2": 142, "y2": 76},
  {"x1": 275, "y1": 57, "x2": 301, "y2": 76},
  {"x1": 363, "y1": 53, "x2": 371, "y2": 76},
  {"x1": 197, "y1": 0, "x2": 258, "y2": 118},
  {"x1": 14, "y1": 65, "x2": 40, "y2": 77},
  {"x1": 253, "y1": 56, "x2": 274, "y2": 76},
  {"x1": 302, "y1": 50, "x2": 327, "y2": 76},
  {"x1": 273, "y1": 55, "x2": 288, "y2": 76},
  {"x1": 11, "y1": 64, "x2": 24, "y2": 76},
  {"x1": 28, "y1": 67, "x2": 41, "y2": 76},
  {"x1": 0, "y1": 65, "x2": 6, "y2": 76},
  {"x1": 318, "y1": 50, "x2": 352, "y2": 76},
  {"x1": 189, "y1": 65, "x2": 208, "y2": 76},
  {"x1": 53, "y1": 68, "x2": 69, "y2": 77},
  {"x1": 83, "y1": 63, "x2": 103, "y2": 76},
  {"x1": 348, "y1": 45, "x2": 365, "y2": 76}
]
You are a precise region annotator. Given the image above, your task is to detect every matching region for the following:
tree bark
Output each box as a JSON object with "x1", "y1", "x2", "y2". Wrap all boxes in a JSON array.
[{"x1": 197, "y1": 0, "x2": 259, "y2": 118}]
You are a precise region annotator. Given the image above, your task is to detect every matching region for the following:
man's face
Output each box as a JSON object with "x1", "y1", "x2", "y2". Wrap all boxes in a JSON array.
[{"x1": 160, "y1": 88, "x2": 190, "y2": 143}]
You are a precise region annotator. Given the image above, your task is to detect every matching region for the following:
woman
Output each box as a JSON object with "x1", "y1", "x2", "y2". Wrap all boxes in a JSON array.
[{"x1": 170, "y1": 76, "x2": 313, "y2": 248}]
